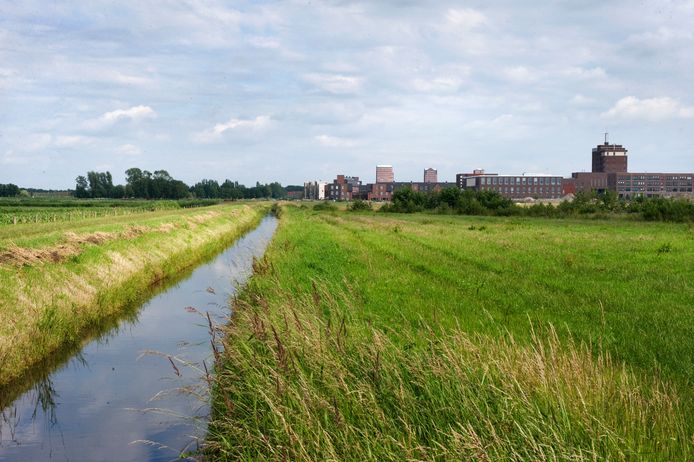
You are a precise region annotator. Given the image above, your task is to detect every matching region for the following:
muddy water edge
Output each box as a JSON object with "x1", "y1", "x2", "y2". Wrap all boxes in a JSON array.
[{"x1": 0, "y1": 215, "x2": 278, "y2": 462}]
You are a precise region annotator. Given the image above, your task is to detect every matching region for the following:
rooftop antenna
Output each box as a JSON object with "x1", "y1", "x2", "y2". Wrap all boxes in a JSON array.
[{"x1": 604, "y1": 130, "x2": 609, "y2": 145}]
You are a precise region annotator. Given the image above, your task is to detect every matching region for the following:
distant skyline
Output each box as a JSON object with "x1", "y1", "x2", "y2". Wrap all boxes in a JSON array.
[{"x1": 1, "y1": 1, "x2": 693, "y2": 189}]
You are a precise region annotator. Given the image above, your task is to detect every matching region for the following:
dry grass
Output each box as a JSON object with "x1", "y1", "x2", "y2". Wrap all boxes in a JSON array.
[{"x1": 0, "y1": 227, "x2": 153, "y2": 266}]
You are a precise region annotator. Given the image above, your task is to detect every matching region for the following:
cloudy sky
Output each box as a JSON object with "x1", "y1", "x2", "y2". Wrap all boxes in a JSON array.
[{"x1": 1, "y1": 1, "x2": 693, "y2": 189}]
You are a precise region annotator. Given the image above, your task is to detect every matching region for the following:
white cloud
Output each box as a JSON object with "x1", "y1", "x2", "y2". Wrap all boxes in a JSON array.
[
  {"x1": 315, "y1": 135, "x2": 356, "y2": 148},
  {"x1": 464, "y1": 114, "x2": 514, "y2": 131},
  {"x1": 446, "y1": 8, "x2": 487, "y2": 29},
  {"x1": 602, "y1": 96, "x2": 694, "y2": 121},
  {"x1": 24, "y1": 133, "x2": 53, "y2": 151},
  {"x1": 54, "y1": 135, "x2": 93, "y2": 147},
  {"x1": 570, "y1": 94, "x2": 595, "y2": 105},
  {"x1": 116, "y1": 144, "x2": 142, "y2": 156},
  {"x1": 247, "y1": 36, "x2": 281, "y2": 49},
  {"x1": 303, "y1": 73, "x2": 363, "y2": 94},
  {"x1": 19, "y1": 133, "x2": 94, "y2": 151},
  {"x1": 503, "y1": 66, "x2": 538, "y2": 83},
  {"x1": 84, "y1": 105, "x2": 156, "y2": 130},
  {"x1": 626, "y1": 27, "x2": 694, "y2": 48},
  {"x1": 411, "y1": 76, "x2": 464, "y2": 93},
  {"x1": 561, "y1": 66, "x2": 606, "y2": 80},
  {"x1": 193, "y1": 115, "x2": 271, "y2": 143}
]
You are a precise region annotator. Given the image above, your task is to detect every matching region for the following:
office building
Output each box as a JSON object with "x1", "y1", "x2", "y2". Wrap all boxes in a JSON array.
[
  {"x1": 570, "y1": 139, "x2": 693, "y2": 198},
  {"x1": 459, "y1": 174, "x2": 564, "y2": 199}
]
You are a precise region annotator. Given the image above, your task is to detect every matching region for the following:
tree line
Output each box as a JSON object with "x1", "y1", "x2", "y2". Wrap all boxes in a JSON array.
[
  {"x1": 379, "y1": 187, "x2": 694, "y2": 222},
  {"x1": 0, "y1": 184, "x2": 20, "y2": 197},
  {"x1": 74, "y1": 168, "x2": 297, "y2": 200}
]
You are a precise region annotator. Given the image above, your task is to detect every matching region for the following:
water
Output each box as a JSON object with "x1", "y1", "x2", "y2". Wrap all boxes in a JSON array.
[{"x1": 0, "y1": 216, "x2": 278, "y2": 462}]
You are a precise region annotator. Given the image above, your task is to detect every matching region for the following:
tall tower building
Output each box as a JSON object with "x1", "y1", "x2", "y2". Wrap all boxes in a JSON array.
[
  {"x1": 592, "y1": 135, "x2": 628, "y2": 173},
  {"x1": 376, "y1": 165, "x2": 394, "y2": 183},
  {"x1": 423, "y1": 168, "x2": 438, "y2": 183}
]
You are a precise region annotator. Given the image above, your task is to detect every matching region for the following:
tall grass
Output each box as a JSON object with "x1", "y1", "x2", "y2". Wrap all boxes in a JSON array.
[
  {"x1": 206, "y1": 207, "x2": 694, "y2": 460},
  {"x1": 207, "y1": 279, "x2": 692, "y2": 461}
]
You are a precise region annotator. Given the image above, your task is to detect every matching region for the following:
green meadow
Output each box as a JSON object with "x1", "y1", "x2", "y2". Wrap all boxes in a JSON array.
[{"x1": 207, "y1": 205, "x2": 694, "y2": 461}]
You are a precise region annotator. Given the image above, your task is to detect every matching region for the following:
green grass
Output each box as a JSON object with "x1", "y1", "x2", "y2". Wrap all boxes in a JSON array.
[
  {"x1": 0, "y1": 203, "x2": 266, "y2": 390},
  {"x1": 0, "y1": 198, "x2": 221, "y2": 225},
  {"x1": 206, "y1": 206, "x2": 694, "y2": 461}
]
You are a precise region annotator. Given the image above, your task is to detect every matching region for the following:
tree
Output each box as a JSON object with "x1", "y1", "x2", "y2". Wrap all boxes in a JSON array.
[
  {"x1": 0, "y1": 183, "x2": 20, "y2": 197},
  {"x1": 74, "y1": 176, "x2": 89, "y2": 198},
  {"x1": 85, "y1": 171, "x2": 114, "y2": 198}
]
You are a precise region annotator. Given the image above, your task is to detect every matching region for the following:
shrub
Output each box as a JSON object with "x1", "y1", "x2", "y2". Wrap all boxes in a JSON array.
[
  {"x1": 313, "y1": 202, "x2": 338, "y2": 212},
  {"x1": 348, "y1": 199, "x2": 373, "y2": 211}
]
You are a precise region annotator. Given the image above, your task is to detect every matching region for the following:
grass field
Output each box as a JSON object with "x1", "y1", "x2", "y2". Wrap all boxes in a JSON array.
[
  {"x1": 207, "y1": 205, "x2": 694, "y2": 461},
  {"x1": 0, "y1": 198, "x2": 220, "y2": 225},
  {"x1": 0, "y1": 202, "x2": 265, "y2": 390}
]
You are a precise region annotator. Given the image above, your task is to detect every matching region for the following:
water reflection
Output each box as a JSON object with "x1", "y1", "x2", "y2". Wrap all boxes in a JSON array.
[{"x1": 0, "y1": 216, "x2": 277, "y2": 462}]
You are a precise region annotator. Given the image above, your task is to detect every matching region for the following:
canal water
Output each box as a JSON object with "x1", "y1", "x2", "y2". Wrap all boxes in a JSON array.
[{"x1": 0, "y1": 215, "x2": 278, "y2": 462}]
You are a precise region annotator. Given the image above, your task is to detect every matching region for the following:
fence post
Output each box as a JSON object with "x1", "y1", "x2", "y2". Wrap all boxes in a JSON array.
[{"x1": 13, "y1": 216, "x2": 17, "y2": 225}]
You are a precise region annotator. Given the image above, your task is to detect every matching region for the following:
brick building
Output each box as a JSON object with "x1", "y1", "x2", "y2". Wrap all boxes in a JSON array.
[
  {"x1": 423, "y1": 168, "x2": 438, "y2": 183},
  {"x1": 366, "y1": 181, "x2": 456, "y2": 201},
  {"x1": 569, "y1": 140, "x2": 693, "y2": 198},
  {"x1": 367, "y1": 182, "x2": 394, "y2": 201},
  {"x1": 326, "y1": 175, "x2": 361, "y2": 201},
  {"x1": 611, "y1": 173, "x2": 693, "y2": 198},
  {"x1": 459, "y1": 174, "x2": 564, "y2": 199},
  {"x1": 592, "y1": 141, "x2": 628, "y2": 173},
  {"x1": 456, "y1": 169, "x2": 488, "y2": 189},
  {"x1": 376, "y1": 165, "x2": 394, "y2": 183}
]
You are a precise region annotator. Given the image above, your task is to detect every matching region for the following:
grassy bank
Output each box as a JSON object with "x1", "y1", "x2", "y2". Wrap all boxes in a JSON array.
[
  {"x1": 0, "y1": 203, "x2": 265, "y2": 390},
  {"x1": 207, "y1": 206, "x2": 694, "y2": 460}
]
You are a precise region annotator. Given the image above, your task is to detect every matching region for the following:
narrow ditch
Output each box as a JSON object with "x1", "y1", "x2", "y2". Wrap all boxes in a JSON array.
[{"x1": 0, "y1": 215, "x2": 278, "y2": 462}]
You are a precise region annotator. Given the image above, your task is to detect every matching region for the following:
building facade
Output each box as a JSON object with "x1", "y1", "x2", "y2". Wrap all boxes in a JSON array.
[
  {"x1": 570, "y1": 140, "x2": 693, "y2": 198},
  {"x1": 456, "y1": 169, "x2": 488, "y2": 189},
  {"x1": 303, "y1": 181, "x2": 327, "y2": 200},
  {"x1": 376, "y1": 165, "x2": 394, "y2": 183},
  {"x1": 459, "y1": 174, "x2": 564, "y2": 199},
  {"x1": 610, "y1": 173, "x2": 693, "y2": 198},
  {"x1": 570, "y1": 172, "x2": 609, "y2": 194},
  {"x1": 423, "y1": 168, "x2": 438, "y2": 183},
  {"x1": 592, "y1": 142, "x2": 628, "y2": 173},
  {"x1": 326, "y1": 175, "x2": 361, "y2": 201},
  {"x1": 367, "y1": 182, "x2": 394, "y2": 201}
]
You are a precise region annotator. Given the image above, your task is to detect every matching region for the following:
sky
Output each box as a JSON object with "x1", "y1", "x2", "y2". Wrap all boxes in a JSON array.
[{"x1": 1, "y1": 0, "x2": 693, "y2": 189}]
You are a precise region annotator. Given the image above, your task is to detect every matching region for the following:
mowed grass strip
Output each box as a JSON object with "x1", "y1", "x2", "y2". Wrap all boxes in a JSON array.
[
  {"x1": 207, "y1": 206, "x2": 694, "y2": 461},
  {"x1": 0, "y1": 203, "x2": 265, "y2": 389}
]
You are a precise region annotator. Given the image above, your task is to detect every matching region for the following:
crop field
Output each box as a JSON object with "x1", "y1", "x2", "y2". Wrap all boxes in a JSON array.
[
  {"x1": 0, "y1": 202, "x2": 264, "y2": 391},
  {"x1": 208, "y1": 205, "x2": 694, "y2": 461}
]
